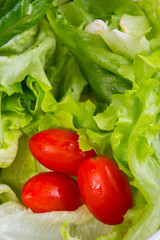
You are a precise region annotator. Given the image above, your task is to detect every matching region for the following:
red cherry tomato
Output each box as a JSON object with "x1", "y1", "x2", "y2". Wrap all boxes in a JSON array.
[
  {"x1": 21, "y1": 172, "x2": 83, "y2": 213},
  {"x1": 78, "y1": 156, "x2": 133, "y2": 225},
  {"x1": 29, "y1": 129, "x2": 97, "y2": 176}
]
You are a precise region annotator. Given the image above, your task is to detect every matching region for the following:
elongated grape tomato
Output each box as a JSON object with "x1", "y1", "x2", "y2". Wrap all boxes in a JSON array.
[
  {"x1": 29, "y1": 129, "x2": 97, "y2": 176},
  {"x1": 21, "y1": 172, "x2": 83, "y2": 213},
  {"x1": 78, "y1": 156, "x2": 133, "y2": 225}
]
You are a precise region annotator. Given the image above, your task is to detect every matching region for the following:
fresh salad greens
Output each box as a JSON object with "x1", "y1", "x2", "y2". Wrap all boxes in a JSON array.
[
  {"x1": 0, "y1": 0, "x2": 160, "y2": 239},
  {"x1": 0, "y1": 0, "x2": 54, "y2": 47}
]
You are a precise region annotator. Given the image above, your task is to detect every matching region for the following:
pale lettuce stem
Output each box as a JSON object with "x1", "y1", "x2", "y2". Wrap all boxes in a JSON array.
[{"x1": 123, "y1": 204, "x2": 160, "y2": 240}]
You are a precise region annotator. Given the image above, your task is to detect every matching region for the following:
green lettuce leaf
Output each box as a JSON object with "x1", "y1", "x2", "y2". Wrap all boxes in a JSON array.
[
  {"x1": 120, "y1": 14, "x2": 151, "y2": 36},
  {"x1": 0, "y1": 130, "x2": 22, "y2": 168},
  {"x1": 0, "y1": 18, "x2": 56, "y2": 154},
  {"x1": 73, "y1": 0, "x2": 143, "y2": 19},
  {"x1": 46, "y1": 45, "x2": 88, "y2": 102},
  {"x1": 52, "y1": 96, "x2": 98, "y2": 131},
  {"x1": 59, "y1": 1, "x2": 93, "y2": 27},
  {"x1": 25, "y1": 76, "x2": 56, "y2": 114},
  {"x1": 95, "y1": 78, "x2": 160, "y2": 239},
  {"x1": 0, "y1": 18, "x2": 55, "y2": 93},
  {"x1": 0, "y1": 25, "x2": 38, "y2": 56},
  {"x1": 0, "y1": 184, "x2": 18, "y2": 204},
  {"x1": 47, "y1": 3, "x2": 132, "y2": 103},
  {"x1": 84, "y1": 12, "x2": 150, "y2": 60},
  {"x1": 78, "y1": 128, "x2": 113, "y2": 159},
  {"x1": 138, "y1": 0, "x2": 160, "y2": 38},
  {"x1": 118, "y1": 47, "x2": 160, "y2": 85},
  {"x1": 0, "y1": 0, "x2": 54, "y2": 47},
  {"x1": 61, "y1": 221, "x2": 81, "y2": 240}
]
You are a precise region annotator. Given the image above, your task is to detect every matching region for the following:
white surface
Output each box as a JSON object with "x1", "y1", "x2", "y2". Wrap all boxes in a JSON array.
[{"x1": 147, "y1": 230, "x2": 160, "y2": 240}]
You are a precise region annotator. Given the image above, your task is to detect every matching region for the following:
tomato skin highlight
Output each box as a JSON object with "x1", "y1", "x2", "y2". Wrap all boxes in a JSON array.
[
  {"x1": 29, "y1": 129, "x2": 97, "y2": 176},
  {"x1": 21, "y1": 172, "x2": 83, "y2": 213},
  {"x1": 77, "y1": 156, "x2": 133, "y2": 225}
]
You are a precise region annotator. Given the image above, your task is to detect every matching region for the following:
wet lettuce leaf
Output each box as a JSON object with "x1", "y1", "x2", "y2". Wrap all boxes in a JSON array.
[
  {"x1": 47, "y1": 2, "x2": 132, "y2": 103},
  {"x1": 0, "y1": 18, "x2": 56, "y2": 168},
  {"x1": 0, "y1": 0, "x2": 54, "y2": 47},
  {"x1": 73, "y1": 0, "x2": 143, "y2": 19},
  {"x1": 46, "y1": 45, "x2": 88, "y2": 102},
  {"x1": 95, "y1": 78, "x2": 160, "y2": 240}
]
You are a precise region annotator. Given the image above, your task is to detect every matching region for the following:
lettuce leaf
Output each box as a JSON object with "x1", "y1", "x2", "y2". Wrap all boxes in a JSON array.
[
  {"x1": 119, "y1": 47, "x2": 160, "y2": 86},
  {"x1": 84, "y1": 10, "x2": 151, "y2": 60},
  {"x1": 0, "y1": 25, "x2": 38, "y2": 56},
  {"x1": 0, "y1": 201, "x2": 111, "y2": 240},
  {"x1": 0, "y1": 184, "x2": 18, "y2": 203},
  {"x1": 73, "y1": 0, "x2": 143, "y2": 19},
  {"x1": 0, "y1": 18, "x2": 57, "y2": 174},
  {"x1": 138, "y1": 0, "x2": 160, "y2": 38},
  {"x1": 120, "y1": 14, "x2": 151, "y2": 36},
  {"x1": 0, "y1": 130, "x2": 22, "y2": 168},
  {"x1": 61, "y1": 222, "x2": 81, "y2": 240},
  {"x1": 47, "y1": 2, "x2": 132, "y2": 103},
  {"x1": 0, "y1": 19, "x2": 55, "y2": 93},
  {"x1": 99, "y1": 30, "x2": 150, "y2": 60},
  {"x1": 46, "y1": 45, "x2": 88, "y2": 102},
  {"x1": 95, "y1": 78, "x2": 160, "y2": 239},
  {"x1": 0, "y1": 0, "x2": 54, "y2": 47}
]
